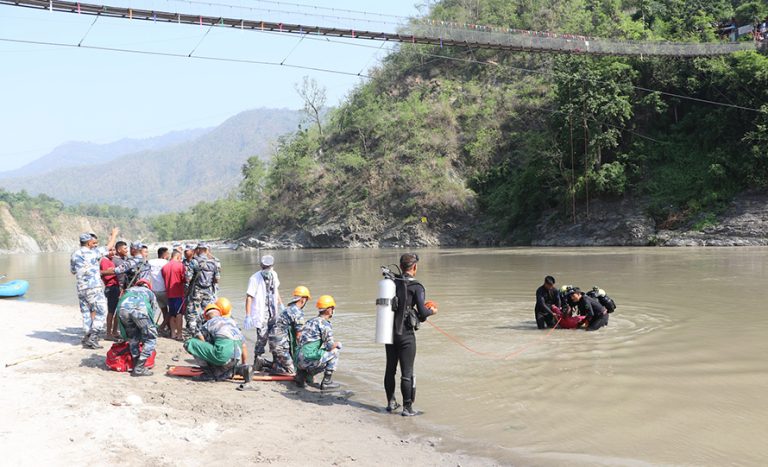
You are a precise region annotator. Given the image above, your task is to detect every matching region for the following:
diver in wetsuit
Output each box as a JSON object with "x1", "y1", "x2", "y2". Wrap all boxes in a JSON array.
[
  {"x1": 384, "y1": 253, "x2": 437, "y2": 417},
  {"x1": 567, "y1": 288, "x2": 609, "y2": 331},
  {"x1": 535, "y1": 276, "x2": 561, "y2": 329}
]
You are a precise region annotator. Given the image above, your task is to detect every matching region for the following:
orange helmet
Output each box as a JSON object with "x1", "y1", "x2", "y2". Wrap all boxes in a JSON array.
[
  {"x1": 316, "y1": 295, "x2": 336, "y2": 310},
  {"x1": 204, "y1": 303, "x2": 221, "y2": 320},
  {"x1": 292, "y1": 286, "x2": 311, "y2": 299},
  {"x1": 215, "y1": 297, "x2": 232, "y2": 317}
]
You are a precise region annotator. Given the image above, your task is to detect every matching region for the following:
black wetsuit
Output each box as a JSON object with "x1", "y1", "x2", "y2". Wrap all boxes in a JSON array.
[
  {"x1": 384, "y1": 273, "x2": 434, "y2": 406},
  {"x1": 573, "y1": 295, "x2": 609, "y2": 331},
  {"x1": 535, "y1": 285, "x2": 561, "y2": 329}
]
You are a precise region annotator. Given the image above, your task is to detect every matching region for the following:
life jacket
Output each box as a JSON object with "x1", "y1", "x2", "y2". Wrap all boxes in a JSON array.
[
  {"x1": 105, "y1": 342, "x2": 156, "y2": 372},
  {"x1": 195, "y1": 257, "x2": 217, "y2": 289}
]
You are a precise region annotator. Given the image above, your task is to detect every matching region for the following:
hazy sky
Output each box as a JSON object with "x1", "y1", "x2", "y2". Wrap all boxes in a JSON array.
[{"x1": 0, "y1": 0, "x2": 426, "y2": 170}]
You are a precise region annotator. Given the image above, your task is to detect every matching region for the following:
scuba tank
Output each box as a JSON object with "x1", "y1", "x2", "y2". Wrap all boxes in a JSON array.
[{"x1": 375, "y1": 266, "x2": 397, "y2": 344}]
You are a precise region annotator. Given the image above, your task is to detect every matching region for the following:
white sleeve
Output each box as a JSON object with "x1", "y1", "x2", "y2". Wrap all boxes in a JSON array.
[
  {"x1": 246, "y1": 274, "x2": 257, "y2": 298},
  {"x1": 273, "y1": 271, "x2": 280, "y2": 289}
]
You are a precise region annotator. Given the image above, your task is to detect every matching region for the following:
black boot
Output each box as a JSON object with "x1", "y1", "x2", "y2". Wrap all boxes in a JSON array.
[
  {"x1": 253, "y1": 356, "x2": 265, "y2": 372},
  {"x1": 235, "y1": 364, "x2": 253, "y2": 383},
  {"x1": 386, "y1": 398, "x2": 401, "y2": 413},
  {"x1": 131, "y1": 358, "x2": 153, "y2": 377},
  {"x1": 294, "y1": 369, "x2": 307, "y2": 388},
  {"x1": 320, "y1": 370, "x2": 340, "y2": 390},
  {"x1": 401, "y1": 403, "x2": 418, "y2": 417}
]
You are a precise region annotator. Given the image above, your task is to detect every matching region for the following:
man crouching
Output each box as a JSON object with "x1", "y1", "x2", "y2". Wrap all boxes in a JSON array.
[
  {"x1": 185, "y1": 304, "x2": 252, "y2": 382},
  {"x1": 117, "y1": 278, "x2": 159, "y2": 377},
  {"x1": 295, "y1": 295, "x2": 342, "y2": 390}
]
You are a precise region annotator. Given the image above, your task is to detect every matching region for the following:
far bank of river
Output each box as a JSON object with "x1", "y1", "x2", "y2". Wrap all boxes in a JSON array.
[{"x1": 2, "y1": 247, "x2": 767, "y2": 465}]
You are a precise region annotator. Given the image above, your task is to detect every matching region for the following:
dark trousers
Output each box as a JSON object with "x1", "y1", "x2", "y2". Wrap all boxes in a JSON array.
[
  {"x1": 105, "y1": 286, "x2": 120, "y2": 315},
  {"x1": 587, "y1": 312, "x2": 609, "y2": 331},
  {"x1": 385, "y1": 332, "x2": 417, "y2": 405},
  {"x1": 535, "y1": 309, "x2": 556, "y2": 329}
]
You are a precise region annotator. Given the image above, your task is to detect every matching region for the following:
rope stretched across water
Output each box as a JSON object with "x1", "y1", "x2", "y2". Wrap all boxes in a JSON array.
[{"x1": 426, "y1": 317, "x2": 562, "y2": 361}]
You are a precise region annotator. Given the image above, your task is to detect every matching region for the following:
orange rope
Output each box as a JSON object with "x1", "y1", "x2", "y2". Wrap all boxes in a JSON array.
[{"x1": 426, "y1": 317, "x2": 562, "y2": 361}]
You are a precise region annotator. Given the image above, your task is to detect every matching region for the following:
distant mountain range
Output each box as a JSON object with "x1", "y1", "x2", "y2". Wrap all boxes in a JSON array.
[
  {"x1": 0, "y1": 108, "x2": 302, "y2": 213},
  {"x1": 0, "y1": 129, "x2": 208, "y2": 180}
]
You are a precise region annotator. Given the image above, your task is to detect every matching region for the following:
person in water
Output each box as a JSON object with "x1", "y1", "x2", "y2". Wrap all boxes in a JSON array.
[
  {"x1": 567, "y1": 287, "x2": 609, "y2": 331},
  {"x1": 535, "y1": 276, "x2": 561, "y2": 329},
  {"x1": 384, "y1": 253, "x2": 437, "y2": 417},
  {"x1": 295, "y1": 295, "x2": 342, "y2": 390}
]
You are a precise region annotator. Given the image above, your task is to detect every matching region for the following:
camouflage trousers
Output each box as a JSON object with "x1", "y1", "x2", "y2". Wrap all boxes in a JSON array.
[
  {"x1": 77, "y1": 288, "x2": 107, "y2": 334},
  {"x1": 118, "y1": 307, "x2": 158, "y2": 361},
  {"x1": 185, "y1": 288, "x2": 216, "y2": 333},
  {"x1": 270, "y1": 344, "x2": 296, "y2": 374},
  {"x1": 297, "y1": 348, "x2": 339, "y2": 376}
]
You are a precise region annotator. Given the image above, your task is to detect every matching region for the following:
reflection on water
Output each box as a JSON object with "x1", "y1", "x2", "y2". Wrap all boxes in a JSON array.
[{"x1": 2, "y1": 247, "x2": 767, "y2": 465}]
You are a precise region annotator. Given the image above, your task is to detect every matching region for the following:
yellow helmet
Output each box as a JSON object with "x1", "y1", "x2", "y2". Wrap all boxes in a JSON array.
[
  {"x1": 204, "y1": 303, "x2": 221, "y2": 320},
  {"x1": 316, "y1": 295, "x2": 336, "y2": 310},
  {"x1": 292, "y1": 286, "x2": 311, "y2": 299},
  {"x1": 215, "y1": 297, "x2": 232, "y2": 317}
]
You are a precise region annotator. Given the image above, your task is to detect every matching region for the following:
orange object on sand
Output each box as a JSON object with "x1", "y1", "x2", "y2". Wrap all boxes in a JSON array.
[{"x1": 166, "y1": 366, "x2": 295, "y2": 381}]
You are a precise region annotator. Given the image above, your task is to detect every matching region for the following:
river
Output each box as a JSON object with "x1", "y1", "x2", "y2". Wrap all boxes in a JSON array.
[{"x1": 1, "y1": 247, "x2": 766, "y2": 465}]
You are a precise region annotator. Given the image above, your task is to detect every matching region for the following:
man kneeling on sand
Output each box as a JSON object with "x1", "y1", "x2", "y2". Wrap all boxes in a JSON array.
[{"x1": 184, "y1": 304, "x2": 252, "y2": 382}]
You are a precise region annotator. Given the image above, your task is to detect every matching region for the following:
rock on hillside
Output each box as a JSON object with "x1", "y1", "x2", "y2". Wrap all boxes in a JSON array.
[{"x1": 0, "y1": 204, "x2": 149, "y2": 254}]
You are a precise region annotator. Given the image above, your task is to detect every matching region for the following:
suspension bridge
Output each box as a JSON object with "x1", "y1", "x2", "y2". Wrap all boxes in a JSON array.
[{"x1": 0, "y1": 0, "x2": 763, "y2": 57}]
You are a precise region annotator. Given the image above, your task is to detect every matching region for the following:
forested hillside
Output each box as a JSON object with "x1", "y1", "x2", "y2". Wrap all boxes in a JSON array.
[
  {"x1": 152, "y1": 0, "x2": 768, "y2": 246},
  {"x1": 0, "y1": 190, "x2": 149, "y2": 253}
]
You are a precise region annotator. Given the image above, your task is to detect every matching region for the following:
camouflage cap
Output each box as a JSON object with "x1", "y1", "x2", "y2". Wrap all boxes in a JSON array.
[
  {"x1": 197, "y1": 242, "x2": 209, "y2": 250},
  {"x1": 79, "y1": 232, "x2": 96, "y2": 243},
  {"x1": 184, "y1": 243, "x2": 196, "y2": 251},
  {"x1": 130, "y1": 241, "x2": 143, "y2": 250}
]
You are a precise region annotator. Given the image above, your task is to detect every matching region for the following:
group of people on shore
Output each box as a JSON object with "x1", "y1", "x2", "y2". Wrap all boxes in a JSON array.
[
  {"x1": 535, "y1": 275, "x2": 616, "y2": 331},
  {"x1": 70, "y1": 229, "x2": 438, "y2": 416}
]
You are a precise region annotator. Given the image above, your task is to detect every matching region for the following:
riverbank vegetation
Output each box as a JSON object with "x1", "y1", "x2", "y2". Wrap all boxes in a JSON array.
[{"x1": 150, "y1": 0, "x2": 768, "y2": 244}]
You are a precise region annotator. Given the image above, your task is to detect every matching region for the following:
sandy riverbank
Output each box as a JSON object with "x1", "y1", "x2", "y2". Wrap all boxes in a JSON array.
[{"x1": 0, "y1": 300, "x2": 495, "y2": 466}]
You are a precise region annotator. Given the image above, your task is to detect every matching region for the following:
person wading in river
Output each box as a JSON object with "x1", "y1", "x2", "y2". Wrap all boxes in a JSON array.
[
  {"x1": 535, "y1": 275, "x2": 561, "y2": 329},
  {"x1": 384, "y1": 253, "x2": 437, "y2": 417},
  {"x1": 567, "y1": 287, "x2": 609, "y2": 331}
]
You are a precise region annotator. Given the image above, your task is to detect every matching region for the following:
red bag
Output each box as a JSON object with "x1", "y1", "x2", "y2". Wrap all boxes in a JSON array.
[{"x1": 105, "y1": 342, "x2": 156, "y2": 372}]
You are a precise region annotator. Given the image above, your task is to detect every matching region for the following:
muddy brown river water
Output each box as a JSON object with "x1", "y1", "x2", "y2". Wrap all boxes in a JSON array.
[{"x1": 1, "y1": 247, "x2": 766, "y2": 465}]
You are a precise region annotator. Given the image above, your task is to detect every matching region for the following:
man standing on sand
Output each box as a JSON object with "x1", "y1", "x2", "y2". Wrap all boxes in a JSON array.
[
  {"x1": 182, "y1": 244, "x2": 201, "y2": 333},
  {"x1": 99, "y1": 247, "x2": 121, "y2": 341},
  {"x1": 149, "y1": 247, "x2": 170, "y2": 335},
  {"x1": 188, "y1": 243, "x2": 218, "y2": 332},
  {"x1": 112, "y1": 241, "x2": 129, "y2": 292},
  {"x1": 162, "y1": 250, "x2": 186, "y2": 341},
  {"x1": 244, "y1": 255, "x2": 282, "y2": 371},
  {"x1": 70, "y1": 228, "x2": 119, "y2": 349}
]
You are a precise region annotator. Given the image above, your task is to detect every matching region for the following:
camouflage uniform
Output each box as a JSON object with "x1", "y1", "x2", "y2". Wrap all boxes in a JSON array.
[
  {"x1": 210, "y1": 254, "x2": 222, "y2": 296},
  {"x1": 187, "y1": 255, "x2": 218, "y2": 333},
  {"x1": 70, "y1": 246, "x2": 109, "y2": 338},
  {"x1": 185, "y1": 316, "x2": 244, "y2": 379},
  {"x1": 118, "y1": 286, "x2": 159, "y2": 363},
  {"x1": 297, "y1": 316, "x2": 339, "y2": 376},
  {"x1": 114, "y1": 254, "x2": 151, "y2": 289},
  {"x1": 246, "y1": 269, "x2": 280, "y2": 359},
  {"x1": 182, "y1": 256, "x2": 200, "y2": 331},
  {"x1": 269, "y1": 303, "x2": 305, "y2": 374}
]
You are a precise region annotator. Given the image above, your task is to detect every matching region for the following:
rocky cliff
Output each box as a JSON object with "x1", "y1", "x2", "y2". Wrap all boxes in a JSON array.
[{"x1": 0, "y1": 203, "x2": 150, "y2": 254}]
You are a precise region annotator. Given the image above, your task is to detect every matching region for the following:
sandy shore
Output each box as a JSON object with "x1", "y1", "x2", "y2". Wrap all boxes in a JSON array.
[{"x1": 0, "y1": 300, "x2": 495, "y2": 466}]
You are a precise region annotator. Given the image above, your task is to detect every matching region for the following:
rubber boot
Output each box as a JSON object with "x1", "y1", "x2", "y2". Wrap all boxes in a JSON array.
[
  {"x1": 386, "y1": 398, "x2": 401, "y2": 413},
  {"x1": 401, "y1": 403, "x2": 417, "y2": 417},
  {"x1": 320, "y1": 370, "x2": 340, "y2": 391},
  {"x1": 294, "y1": 369, "x2": 307, "y2": 388},
  {"x1": 235, "y1": 364, "x2": 253, "y2": 383},
  {"x1": 81, "y1": 331, "x2": 90, "y2": 347},
  {"x1": 253, "y1": 356, "x2": 266, "y2": 372},
  {"x1": 131, "y1": 358, "x2": 153, "y2": 377}
]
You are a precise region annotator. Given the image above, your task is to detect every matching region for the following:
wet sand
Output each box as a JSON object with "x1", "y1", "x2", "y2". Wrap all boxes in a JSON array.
[{"x1": 0, "y1": 300, "x2": 494, "y2": 466}]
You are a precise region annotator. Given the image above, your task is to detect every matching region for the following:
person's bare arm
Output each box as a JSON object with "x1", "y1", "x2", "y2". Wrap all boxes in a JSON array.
[
  {"x1": 245, "y1": 295, "x2": 253, "y2": 317},
  {"x1": 106, "y1": 227, "x2": 119, "y2": 250}
]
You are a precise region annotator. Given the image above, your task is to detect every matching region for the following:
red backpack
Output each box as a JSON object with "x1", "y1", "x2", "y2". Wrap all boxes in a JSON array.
[{"x1": 105, "y1": 342, "x2": 157, "y2": 372}]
